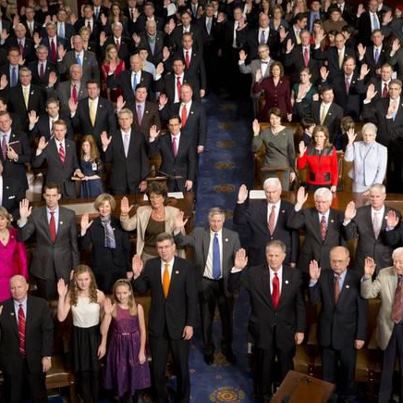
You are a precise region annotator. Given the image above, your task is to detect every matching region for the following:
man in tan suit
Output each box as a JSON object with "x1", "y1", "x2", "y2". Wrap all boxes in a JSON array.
[{"x1": 361, "y1": 248, "x2": 403, "y2": 403}]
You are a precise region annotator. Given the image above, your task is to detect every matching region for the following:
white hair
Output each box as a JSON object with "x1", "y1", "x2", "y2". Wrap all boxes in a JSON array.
[
  {"x1": 263, "y1": 177, "x2": 282, "y2": 191},
  {"x1": 314, "y1": 187, "x2": 333, "y2": 202},
  {"x1": 369, "y1": 183, "x2": 386, "y2": 194},
  {"x1": 361, "y1": 123, "x2": 378, "y2": 136},
  {"x1": 393, "y1": 247, "x2": 403, "y2": 260}
]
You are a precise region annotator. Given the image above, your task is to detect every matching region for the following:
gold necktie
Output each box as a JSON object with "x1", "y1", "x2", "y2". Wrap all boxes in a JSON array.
[
  {"x1": 162, "y1": 263, "x2": 170, "y2": 298},
  {"x1": 320, "y1": 104, "x2": 326, "y2": 125},
  {"x1": 89, "y1": 99, "x2": 96, "y2": 126},
  {"x1": 23, "y1": 87, "x2": 29, "y2": 109},
  {"x1": 338, "y1": 50, "x2": 344, "y2": 69}
]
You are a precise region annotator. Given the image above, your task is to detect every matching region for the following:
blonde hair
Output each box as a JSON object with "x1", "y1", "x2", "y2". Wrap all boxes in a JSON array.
[
  {"x1": 69, "y1": 265, "x2": 98, "y2": 306},
  {"x1": 112, "y1": 279, "x2": 138, "y2": 315}
]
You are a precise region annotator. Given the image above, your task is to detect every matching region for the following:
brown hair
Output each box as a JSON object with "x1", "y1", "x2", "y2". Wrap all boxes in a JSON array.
[
  {"x1": 270, "y1": 61, "x2": 284, "y2": 77},
  {"x1": 312, "y1": 125, "x2": 331, "y2": 148},
  {"x1": 104, "y1": 44, "x2": 121, "y2": 64},
  {"x1": 112, "y1": 279, "x2": 138, "y2": 315},
  {"x1": 81, "y1": 134, "x2": 100, "y2": 160},
  {"x1": 69, "y1": 265, "x2": 98, "y2": 306},
  {"x1": 94, "y1": 193, "x2": 116, "y2": 211},
  {"x1": 146, "y1": 181, "x2": 168, "y2": 201}
]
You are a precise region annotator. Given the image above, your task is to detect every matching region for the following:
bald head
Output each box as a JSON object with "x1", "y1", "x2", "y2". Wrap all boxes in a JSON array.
[{"x1": 10, "y1": 275, "x2": 29, "y2": 302}]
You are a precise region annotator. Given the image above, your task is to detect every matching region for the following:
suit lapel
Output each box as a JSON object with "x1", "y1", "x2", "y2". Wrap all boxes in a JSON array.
[
  {"x1": 202, "y1": 231, "x2": 210, "y2": 263},
  {"x1": 222, "y1": 229, "x2": 229, "y2": 276},
  {"x1": 5, "y1": 300, "x2": 19, "y2": 337}
]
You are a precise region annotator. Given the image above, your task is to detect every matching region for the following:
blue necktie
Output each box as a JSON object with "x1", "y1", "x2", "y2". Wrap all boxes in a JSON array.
[
  {"x1": 374, "y1": 48, "x2": 380, "y2": 64},
  {"x1": 11, "y1": 67, "x2": 17, "y2": 87},
  {"x1": 132, "y1": 72, "x2": 138, "y2": 91},
  {"x1": 75, "y1": 54, "x2": 81, "y2": 65},
  {"x1": 212, "y1": 233, "x2": 221, "y2": 279}
]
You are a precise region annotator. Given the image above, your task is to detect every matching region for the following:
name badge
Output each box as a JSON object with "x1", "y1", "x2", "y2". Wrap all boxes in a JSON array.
[{"x1": 92, "y1": 162, "x2": 97, "y2": 171}]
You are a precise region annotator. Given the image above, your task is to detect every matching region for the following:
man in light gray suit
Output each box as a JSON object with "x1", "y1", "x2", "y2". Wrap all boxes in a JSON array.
[
  {"x1": 18, "y1": 183, "x2": 80, "y2": 300},
  {"x1": 361, "y1": 249, "x2": 403, "y2": 403},
  {"x1": 344, "y1": 122, "x2": 387, "y2": 193},
  {"x1": 174, "y1": 207, "x2": 244, "y2": 365},
  {"x1": 57, "y1": 35, "x2": 99, "y2": 83},
  {"x1": 52, "y1": 64, "x2": 88, "y2": 115},
  {"x1": 239, "y1": 44, "x2": 274, "y2": 117}
]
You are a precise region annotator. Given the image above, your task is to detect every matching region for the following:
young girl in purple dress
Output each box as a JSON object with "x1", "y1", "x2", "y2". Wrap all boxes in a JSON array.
[{"x1": 99, "y1": 279, "x2": 151, "y2": 402}]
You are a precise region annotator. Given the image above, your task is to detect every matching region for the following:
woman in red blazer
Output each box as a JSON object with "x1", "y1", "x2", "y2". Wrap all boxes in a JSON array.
[
  {"x1": 297, "y1": 125, "x2": 338, "y2": 192},
  {"x1": 253, "y1": 61, "x2": 292, "y2": 122}
]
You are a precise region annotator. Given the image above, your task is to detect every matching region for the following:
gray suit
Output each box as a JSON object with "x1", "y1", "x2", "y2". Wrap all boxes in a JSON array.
[
  {"x1": 174, "y1": 227, "x2": 241, "y2": 357},
  {"x1": 57, "y1": 50, "x2": 99, "y2": 83},
  {"x1": 19, "y1": 206, "x2": 79, "y2": 299},
  {"x1": 344, "y1": 141, "x2": 387, "y2": 193},
  {"x1": 52, "y1": 80, "x2": 88, "y2": 115}
]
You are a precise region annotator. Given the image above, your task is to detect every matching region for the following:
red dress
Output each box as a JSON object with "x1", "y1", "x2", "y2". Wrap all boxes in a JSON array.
[
  {"x1": 101, "y1": 60, "x2": 126, "y2": 102},
  {"x1": 297, "y1": 146, "x2": 338, "y2": 187},
  {"x1": 0, "y1": 227, "x2": 28, "y2": 302},
  {"x1": 253, "y1": 76, "x2": 292, "y2": 121}
]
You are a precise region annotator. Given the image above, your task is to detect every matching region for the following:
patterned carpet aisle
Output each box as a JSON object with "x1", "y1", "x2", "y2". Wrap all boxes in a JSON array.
[{"x1": 188, "y1": 95, "x2": 256, "y2": 402}]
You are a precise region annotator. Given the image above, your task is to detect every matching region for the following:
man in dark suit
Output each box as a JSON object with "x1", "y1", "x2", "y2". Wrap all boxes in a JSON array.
[
  {"x1": 0, "y1": 275, "x2": 53, "y2": 402},
  {"x1": 148, "y1": 115, "x2": 197, "y2": 192},
  {"x1": 169, "y1": 10, "x2": 203, "y2": 53},
  {"x1": 283, "y1": 30, "x2": 321, "y2": 85},
  {"x1": 70, "y1": 80, "x2": 117, "y2": 146},
  {"x1": 368, "y1": 62, "x2": 393, "y2": 102},
  {"x1": 159, "y1": 83, "x2": 207, "y2": 153},
  {"x1": 135, "y1": 20, "x2": 165, "y2": 66},
  {"x1": 134, "y1": 2, "x2": 165, "y2": 34},
  {"x1": 309, "y1": 247, "x2": 367, "y2": 401},
  {"x1": 55, "y1": 8, "x2": 75, "y2": 43},
  {"x1": 0, "y1": 67, "x2": 46, "y2": 130},
  {"x1": 229, "y1": 240, "x2": 305, "y2": 401},
  {"x1": 362, "y1": 79, "x2": 403, "y2": 191},
  {"x1": 126, "y1": 84, "x2": 160, "y2": 137},
  {"x1": 22, "y1": 6, "x2": 41, "y2": 38},
  {"x1": 100, "y1": 21, "x2": 132, "y2": 66},
  {"x1": 343, "y1": 184, "x2": 396, "y2": 273},
  {"x1": 57, "y1": 35, "x2": 99, "y2": 83},
  {"x1": 101, "y1": 108, "x2": 149, "y2": 195},
  {"x1": 335, "y1": 0, "x2": 357, "y2": 27},
  {"x1": 0, "y1": 111, "x2": 31, "y2": 192},
  {"x1": 108, "y1": 53, "x2": 154, "y2": 105},
  {"x1": 132, "y1": 232, "x2": 197, "y2": 403},
  {"x1": 53, "y1": 64, "x2": 88, "y2": 115},
  {"x1": 0, "y1": 47, "x2": 22, "y2": 88},
  {"x1": 29, "y1": 97, "x2": 74, "y2": 141},
  {"x1": 174, "y1": 207, "x2": 243, "y2": 365},
  {"x1": 40, "y1": 21, "x2": 68, "y2": 65},
  {"x1": 311, "y1": 86, "x2": 343, "y2": 145},
  {"x1": 18, "y1": 183, "x2": 80, "y2": 299},
  {"x1": 287, "y1": 186, "x2": 346, "y2": 275},
  {"x1": 5, "y1": 23, "x2": 36, "y2": 63},
  {"x1": 0, "y1": 160, "x2": 25, "y2": 220},
  {"x1": 173, "y1": 32, "x2": 207, "y2": 99},
  {"x1": 234, "y1": 179, "x2": 299, "y2": 267},
  {"x1": 356, "y1": 0, "x2": 381, "y2": 46},
  {"x1": 73, "y1": 4, "x2": 101, "y2": 42},
  {"x1": 156, "y1": 58, "x2": 197, "y2": 104},
  {"x1": 28, "y1": 45, "x2": 57, "y2": 88},
  {"x1": 32, "y1": 119, "x2": 83, "y2": 198}
]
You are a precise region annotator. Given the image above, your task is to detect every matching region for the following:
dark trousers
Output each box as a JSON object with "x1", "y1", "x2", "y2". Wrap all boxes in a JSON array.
[
  {"x1": 255, "y1": 331, "x2": 295, "y2": 401},
  {"x1": 35, "y1": 275, "x2": 58, "y2": 300},
  {"x1": 111, "y1": 183, "x2": 141, "y2": 196},
  {"x1": 378, "y1": 323, "x2": 403, "y2": 403},
  {"x1": 78, "y1": 370, "x2": 99, "y2": 403},
  {"x1": 322, "y1": 345, "x2": 356, "y2": 397},
  {"x1": 149, "y1": 333, "x2": 190, "y2": 403},
  {"x1": 3, "y1": 360, "x2": 47, "y2": 403},
  {"x1": 200, "y1": 278, "x2": 234, "y2": 356}
]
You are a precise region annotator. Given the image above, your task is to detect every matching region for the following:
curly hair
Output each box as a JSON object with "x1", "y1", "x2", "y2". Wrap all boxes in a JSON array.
[
  {"x1": 112, "y1": 279, "x2": 137, "y2": 316},
  {"x1": 69, "y1": 265, "x2": 98, "y2": 306}
]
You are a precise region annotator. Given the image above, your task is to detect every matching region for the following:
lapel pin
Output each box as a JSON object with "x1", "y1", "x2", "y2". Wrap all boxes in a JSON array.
[
  {"x1": 5, "y1": 186, "x2": 9, "y2": 189},
  {"x1": 145, "y1": 110, "x2": 149, "y2": 114},
  {"x1": 30, "y1": 91, "x2": 34, "y2": 95},
  {"x1": 285, "y1": 280, "x2": 289, "y2": 284},
  {"x1": 328, "y1": 113, "x2": 332, "y2": 116},
  {"x1": 10, "y1": 312, "x2": 14, "y2": 316},
  {"x1": 175, "y1": 270, "x2": 179, "y2": 274},
  {"x1": 331, "y1": 219, "x2": 334, "y2": 223},
  {"x1": 225, "y1": 238, "x2": 228, "y2": 242},
  {"x1": 191, "y1": 111, "x2": 194, "y2": 114},
  {"x1": 60, "y1": 221, "x2": 63, "y2": 225},
  {"x1": 281, "y1": 210, "x2": 285, "y2": 213},
  {"x1": 99, "y1": 104, "x2": 102, "y2": 108},
  {"x1": 346, "y1": 285, "x2": 350, "y2": 289}
]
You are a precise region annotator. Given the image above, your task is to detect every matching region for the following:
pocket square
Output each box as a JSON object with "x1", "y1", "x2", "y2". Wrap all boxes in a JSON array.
[{"x1": 8, "y1": 195, "x2": 16, "y2": 199}]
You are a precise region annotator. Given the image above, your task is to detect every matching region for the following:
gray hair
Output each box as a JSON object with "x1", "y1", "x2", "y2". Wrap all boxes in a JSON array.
[
  {"x1": 118, "y1": 108, "x2": 133, "y2": 119},
  {"x1": 361, "y1": 123, "x2": 378, "y2": 136},
  {"x1": 263, "y1": 177, "x2": 282, "y2": 191},
  {"x1": 208, "y1": 207, "x2": 226, "y2": 219},
  {"x1": 265, "y1": 239, "x2": 286, "y2": 253},
  {"x1": 314, "y1": 187, "x2": 333, "y2": 202},
  {"x1": 393, "y1": 247, "x2": 403, "y2": 260},
  {"x1": 369, "y1": 184, "x2": 386, "y2": 194}
]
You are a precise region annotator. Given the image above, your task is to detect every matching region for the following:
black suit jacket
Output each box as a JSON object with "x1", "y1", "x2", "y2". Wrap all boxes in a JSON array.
[
  {"x1": 1, "y1": 175, "x2": 25, "y2": 220},
  {"x1": 149, "y1": 133, "x2": 197, "y2": 191},
  {"x1": 314, "y1": 46, "x2": 356, "y2": 78},
  {"x1": 160, "y1": 100, "x2": 207, "y2": 146},
  {"x1": 234, "y1": 199, "x2": 299, "y2": 266},
  {"x1": 311, "y1": 101, "x2": 343, "y2": 144},
  {"x1": 309, "y1": 269, "x2": 367, "y2": 349},
  {"x1": 0, "y1": 296, "x2": 53, "y2": 375},
  {"x1": 169, "y1": 24, "x2": 203, "y2": 53},
  {"x1": 130, "y1": 101, "x2": 161, "y2": 137},
  {"x1": 27, "y1": 60, "x2": 57, "y2": 88},
  {"x1": 137, "y1": 31, "x2": 166, "y2": 66},
  {"x1": 156, "y1": 72, "x2": 198, "y2": 104},
  {"x1": 81, "y1": 216, "x2": 131, "y2": 273},
  {"x1": 32, "y1": 138, "x2": 80, "y2": 198},
  {"x1": 103, "y1": 129, "x2": 149, "y2": 194},
  {"x1": 29, "y1": 113, "x2": 74, "y2": 141},
  {"x1": 0, "y1": 131, "x2": 31, "y2": 191},
  {"x1": 287, "y1": 207, "x2": 346, "y2": 272},
  {"x1": 229, "y1": 265, "x2": 305, "y2": 350},
  {"x1": 133, "y1": 256, "x2": 198, "y2": 339},
  {"x1": 360, "y1": 45, "x2": 389, "y2": 78},
  {"x1": 344, "y1": 205, "x2": 397, "y2": 272},
  {"x1": 72, "y1": 97, "x2": 117, "y2": 145},
  {"x1": 246, "y1": 28, "x2": 280, "y2": 60},
  {"x1": 357, "y1": 12, "x2": 380, "y2": 46},
  {"x1": 5, "y1": 37, "x2": 36, "y2": 63}
]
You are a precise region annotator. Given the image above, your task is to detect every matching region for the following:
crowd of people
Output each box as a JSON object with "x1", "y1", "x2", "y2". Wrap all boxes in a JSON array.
[{"x1": 0, "y1": 0, "x2": 402, "y2": 401}]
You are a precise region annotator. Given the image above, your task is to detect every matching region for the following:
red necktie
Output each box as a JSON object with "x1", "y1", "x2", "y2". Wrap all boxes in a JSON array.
[
  {"x1": 392, "y1": 276, "x2": 403, "y2": 323},
  {"x1": 181, "y1": 104, "x2": 188, "y2": 127},
  {"x1": 320, "y1": 215, "x2": 327, "y2": 241},
  {"x1": 39, "y1": 62, "x2": 45, "y2": 79},
  {"x1": 185, "y1": 51, "x2": 190, "y2": 69},
  {"x1": 1, "y1": 135, "x2": 7, "y2": 158},
  {"x1": 172, "y1": 136, "x2": 178, "y2": 157},
  {"x1": 176, "y1": 76, "x2": 182, "y2": 99},
  {"x1": 49, "y1": 211, "x2": 56, "y2": 242},
  {"x1": 334, "y1": 275, "x2": 341, "y2": 304},
  {"x1": 50, "y1": 39, "x2": 57, "y2": 63},
  {"x1": 268, "y1": 205, "x2": 276, "y2": 235},
  {"x1": 58, "y1": 143, "x2": 65, "y2": 164},
  {"x1": 18, "y1": 304, "x2": 26, "y2": 355},
  {"x1": 272, "y1": 272, "x2": 280, "y2": 309},
  {"x1": 382, "y1": 83, "x2": 388, "y2": 98},
  {"x1": 72, "y1": 84, "x2": 78, "y2": 103},
  {"x1": 303, "y1": 47, "x2": 309, "y2": 67}
]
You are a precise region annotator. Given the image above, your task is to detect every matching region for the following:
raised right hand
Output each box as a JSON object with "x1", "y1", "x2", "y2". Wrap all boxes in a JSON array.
[
  {"x1": 80, "y1": 213, "x2": 93, "y2": 233},
  {"x1": 237, "y1": 184, "x2": 248, "y2": 203},
  {"x1": 386, "y1": 210, "x2": 399, "y2": 229},
  {"x1": 296, "y1": 186, "x2": 308, "y2": 206},
  {"x1": 344, "y1": 201, "x2": 356, "y2": 221},
  {"x1": 346, "y1": 128, "x2": 357, "y2": 145},
  {"x1": 19, "y1": 198, "x2": 32, "y2": 220},
  {"x1": 57, "y1": 278, "x2": 68, "y2": 298},
  {"x1": 174, "y1": 210, "x2": 188, "y2": 229},
  {"x1": 100, "y1": 131, "x2": 112, "y2": 148},
  {"x1": 120, "y1": 196, "x2": 134, "y2": 215},
  {"x1": 298, "y1": 141, "x2": 306, "y2": 156},
  {"x1": 309, "y1": 259, "x2": 321, "y2": 280},
  {"x1": 37, "y1": 136, "x2": 48, "y2": 151},
  {"x1": 149, "y1": 125, "x2": 160, "y2": 140},
  {"x1": 366, "y1": 83, "x2": 377, "y2": 101},
  {"x1": 364, "y1": 257, "x2": 376, "y2": 277},
  {"x1": 252, "y1": 118, "x2": 260, "y2": 136}
]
